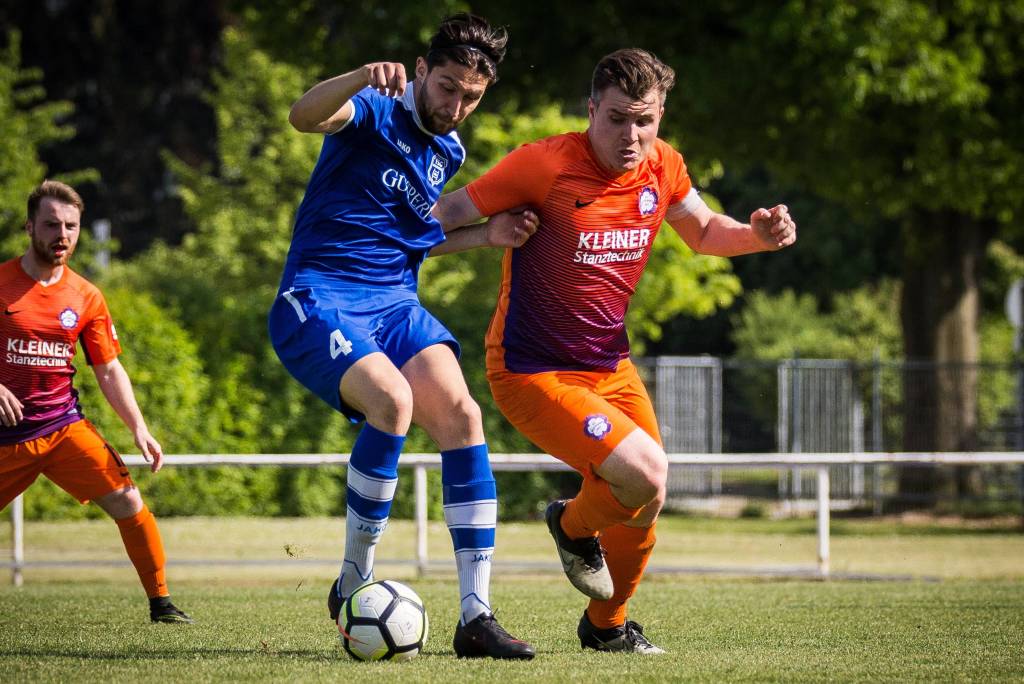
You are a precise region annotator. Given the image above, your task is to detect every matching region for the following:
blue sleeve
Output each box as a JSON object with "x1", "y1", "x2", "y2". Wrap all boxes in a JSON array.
[{"x1": 337, "y1": 88, "x2": 388, "y2": 135}]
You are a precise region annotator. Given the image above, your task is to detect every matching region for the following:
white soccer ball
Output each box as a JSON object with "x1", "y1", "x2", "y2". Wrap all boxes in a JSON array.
[{"x1": 337, "y1": 580, "x2": 429, "y2": 662}]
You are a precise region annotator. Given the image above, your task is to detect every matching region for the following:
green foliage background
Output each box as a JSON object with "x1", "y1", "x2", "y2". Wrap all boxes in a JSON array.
[{"x1": 4, "y1": 3, "x2": 1024, "y2": 518}]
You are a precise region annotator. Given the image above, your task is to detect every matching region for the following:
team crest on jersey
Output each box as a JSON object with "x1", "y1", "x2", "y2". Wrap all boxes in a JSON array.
[
  {"x1": 58, "y1": 307, "x2": 79, "y2": 329},
  {"x1": 638, "y1": 187, "x2": 659, "y2": 216},
  {"x1": 427, "y1": 153, "x2": 447, "y2": 187},
  {"x1": 583, "y1": 414, "x2": 613, "y2": 440}
]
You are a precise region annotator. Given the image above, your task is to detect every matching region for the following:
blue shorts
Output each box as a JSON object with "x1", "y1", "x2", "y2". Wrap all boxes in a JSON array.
[{"x1": 268, "y1": 286, "x2": 460, "y2": 422}]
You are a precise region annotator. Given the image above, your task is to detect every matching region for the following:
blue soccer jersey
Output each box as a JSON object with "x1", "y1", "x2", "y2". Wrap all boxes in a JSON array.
[{"x1": 279, "y1": 83, "x2": 466, "y2": 292}]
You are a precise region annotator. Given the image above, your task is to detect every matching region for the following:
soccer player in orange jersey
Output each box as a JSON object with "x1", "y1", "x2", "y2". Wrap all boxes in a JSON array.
[
  {"x1": 0, "y1": 180, "x2": 191, "y2": 623},
  {"x1": 434, "y1": 49, "x2": 796, "y2": 653}
]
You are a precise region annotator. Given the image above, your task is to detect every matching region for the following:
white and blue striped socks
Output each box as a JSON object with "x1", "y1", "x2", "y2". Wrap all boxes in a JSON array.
[
  {"x1": 340, "y1": 424, "x2": 404, "y2": 599},
  {"x1": 441, "y1": 444, "x2": 497, "y2": 624}
]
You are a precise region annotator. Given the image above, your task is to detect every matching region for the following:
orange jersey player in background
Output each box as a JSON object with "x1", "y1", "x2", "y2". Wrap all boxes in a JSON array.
[
  {"x1": 434, "y1": 48, "x2": 796, "y2": 653},
  {"x1": 0, "y1": 180, "x2": 191, "y2": 624}
]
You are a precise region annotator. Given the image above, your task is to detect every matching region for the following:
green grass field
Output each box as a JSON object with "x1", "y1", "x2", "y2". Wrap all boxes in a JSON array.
[{"x1": 2, "y1": 516, "x2": 1023, "y2": 682}]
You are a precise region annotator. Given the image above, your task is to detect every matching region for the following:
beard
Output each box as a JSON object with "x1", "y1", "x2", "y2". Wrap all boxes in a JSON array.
[
  {"x1": 30, "y1": 232, "x2": 73, "y2": 266},
  {"x1": 415, "y1": 82, "x2": 458, "y2": 136}
]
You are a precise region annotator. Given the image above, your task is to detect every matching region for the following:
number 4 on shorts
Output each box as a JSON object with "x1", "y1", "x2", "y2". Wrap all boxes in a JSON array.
[{"x1": 330, "y1": 329, "x2": 353, "y2": 359}]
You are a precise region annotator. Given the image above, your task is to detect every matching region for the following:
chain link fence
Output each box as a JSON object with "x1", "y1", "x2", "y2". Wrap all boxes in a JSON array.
[{"x1": 636, "y1": 357, "x2": 1024, "y2": 515}]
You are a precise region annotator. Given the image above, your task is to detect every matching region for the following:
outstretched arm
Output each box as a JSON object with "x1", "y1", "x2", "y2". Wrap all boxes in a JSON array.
[
  {"x1": 289, "y1": 62, "x2": 407, "y2": 134},
  {"x1": 429, "y1": 187, "x2": 538, "y2": 256},
  {"x1": 92, "y1": 359, "x2": 163, "y2": 473},
  {"x1": 669, "y1": 191, "x2": 796, "y2": 256}
]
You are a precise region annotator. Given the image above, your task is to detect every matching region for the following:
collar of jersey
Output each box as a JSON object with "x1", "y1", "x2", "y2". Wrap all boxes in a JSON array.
[{"x1": 399, "y1": 82, "x2": 435, "y2": 138}]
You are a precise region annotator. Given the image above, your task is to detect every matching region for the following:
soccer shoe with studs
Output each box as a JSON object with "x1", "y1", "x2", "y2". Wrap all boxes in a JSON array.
[
  {"x1": 578, "y1": 611, "x2": 665, "y2": 654},
  {"x1": 544, "y1": 500, "x2": 614, "y2": 600},
  {"x1": 149, "y1": 597, "x2": 193, "y2": 624},
  {"x1": 453, "y1": 613, "x2": 536, "y2": 660}
]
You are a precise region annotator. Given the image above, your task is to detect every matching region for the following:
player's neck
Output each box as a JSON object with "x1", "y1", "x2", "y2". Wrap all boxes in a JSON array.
[{"x1": 20, "y1": 253, "x2": 64, "y2": 287}]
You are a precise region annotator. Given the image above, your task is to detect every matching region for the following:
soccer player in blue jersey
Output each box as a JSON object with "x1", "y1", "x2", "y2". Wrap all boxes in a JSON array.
[{"x1": 268, "y1": 14, "x2": 536, "y2": 659}]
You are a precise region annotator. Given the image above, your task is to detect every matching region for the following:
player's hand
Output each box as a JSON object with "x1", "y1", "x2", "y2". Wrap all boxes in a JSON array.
[
  {"x1": 135, "y1": 428, "x2": 164, "y2": 473},
  {"x1": 0, "y1": 383, "x2": 24, "y2": 427},
  {"x1": 751, "y1": 204, "x2": 797, "y2": 251},
  {"x1": 363, "y1": 62, "x2": 407, "y2": 97},
  {"x1": 485, "y1": 207, "x2": 539, "y2": 248}
]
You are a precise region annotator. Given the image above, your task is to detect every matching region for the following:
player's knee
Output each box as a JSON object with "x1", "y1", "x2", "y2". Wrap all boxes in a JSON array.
[
  {"x1": 449, "y1": 393, "x2": 483, "y2": 433},
  {"x1": 630, "y1": 449, "x2": 667, "y2": 505},
  {"x1": 97, "y1": 486, "x2": 144, "y2": 519},
  {"x1": 363, "y1": 382, "x2": 414, "y2": 432}
]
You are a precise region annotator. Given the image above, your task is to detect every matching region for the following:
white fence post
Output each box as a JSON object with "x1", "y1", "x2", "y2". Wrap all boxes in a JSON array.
[
  {"x1": 816, "y1": 466, "x2": 830, "y2": 576},
  {"x1": 414, "y1": 465, "x2": 428, "y2": 577},
  {"x1": 12, "y1": 493, "x2": 24, "y2": 587}
]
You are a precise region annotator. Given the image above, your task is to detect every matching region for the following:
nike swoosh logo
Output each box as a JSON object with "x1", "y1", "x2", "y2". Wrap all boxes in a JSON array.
[
  {"x1": 4, "y1": 309, "x2": 20, "y2": 315},
  {"x1": 575, "y1": 198, "x2": 595, "y2": 208}
]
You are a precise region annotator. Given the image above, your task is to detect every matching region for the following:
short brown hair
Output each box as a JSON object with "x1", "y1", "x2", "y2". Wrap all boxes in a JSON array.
[
  {"x1": 591, "y1": 48, "x2": 676, "y2": 104},
  {"x1": 27, "y1": 180, "x2": 84, "y2": 221},
  {"x1": 425, "y1": 13, "x2": 508, "y2": 84}
]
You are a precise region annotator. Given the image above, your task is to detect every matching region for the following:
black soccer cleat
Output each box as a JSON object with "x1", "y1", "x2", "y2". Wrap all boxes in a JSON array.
[
  {"x1": 578, "y1": 611, "x2": 665, "y2": 654},
  {"x1": 453, "y1": 613, "x2": 536, "y2": 660},
  {"x1": 544, "y1": 500, "x2": 614, "y2": 600},
  {"x1": 328, "y1": 576, "x2": 344, "y2": 622},
  {"x1": 149, "y1": 597, "x2": 193, "y2": 624}
]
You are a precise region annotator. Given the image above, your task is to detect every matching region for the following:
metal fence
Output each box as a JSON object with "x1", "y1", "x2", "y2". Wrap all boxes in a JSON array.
[{"x1": 636, "y1": 357, "x2": 1024, "y2": 513}]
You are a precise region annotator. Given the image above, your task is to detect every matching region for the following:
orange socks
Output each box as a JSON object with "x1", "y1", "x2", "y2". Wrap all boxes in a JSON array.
[
  {"x1": 586, "y1": 523, "x2": 657, "y2": 629},
  {"x1": 560, "y1": 476, "x2": 641, "y2": 539},
  {"x1": 115, "y1": 505, "x2": 168, "y2": 599}
]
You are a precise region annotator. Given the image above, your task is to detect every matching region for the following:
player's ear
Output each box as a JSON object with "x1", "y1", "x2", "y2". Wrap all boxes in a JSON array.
[{"x1": 415, "y1": 56, "x2": 427, "y2": 81}]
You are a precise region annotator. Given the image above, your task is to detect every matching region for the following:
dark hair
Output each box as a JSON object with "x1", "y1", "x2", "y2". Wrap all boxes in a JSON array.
[
  {"x1": 425, "y1": 13, "x2": 508, "y2": 83},
  {"x1": 591, "y1": 48, "x2": 676, "y2": 104},
  {"x1": 27, "y1": 180, "x2": 84, "y2": 221}
]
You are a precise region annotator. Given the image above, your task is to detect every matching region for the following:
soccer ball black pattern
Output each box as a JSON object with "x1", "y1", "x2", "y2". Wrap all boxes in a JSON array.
[{"x1": 338, "y1": 580, "x2": 429, "y2": 661}]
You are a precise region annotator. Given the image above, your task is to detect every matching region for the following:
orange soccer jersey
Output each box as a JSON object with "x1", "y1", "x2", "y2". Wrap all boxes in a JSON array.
[
  {"x1": 0, "y1": 258, "x2": 121, "y2": 445},
  {"x1": 466, "y1": 132, "x2": 692, "y2": 375}
]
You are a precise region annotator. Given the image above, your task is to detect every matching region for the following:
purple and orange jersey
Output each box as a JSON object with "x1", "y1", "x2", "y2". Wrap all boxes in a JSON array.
[
  {"x1": 466, "y1": 132, "x2": 692, "y2": 374},
  {"x1": 0, "y1": 258, "x2": 120, "y2": 445}
]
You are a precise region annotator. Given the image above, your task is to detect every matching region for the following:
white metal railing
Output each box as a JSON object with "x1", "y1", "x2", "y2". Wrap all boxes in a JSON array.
[{"x1": 7, "y1": 452, "x2": 1024, "y2": 585}]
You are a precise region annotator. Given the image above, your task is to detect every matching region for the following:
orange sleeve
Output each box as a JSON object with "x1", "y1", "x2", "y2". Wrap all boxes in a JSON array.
[
  {"x1": 466, "y1": 138, "x2": 565, "y2": 216},
  {"x1": 79, "y1": 291, "x2": 121, "y2": 365},
  {"x1": 660, "y1": 140, "x2": 693, "y2": 205}
]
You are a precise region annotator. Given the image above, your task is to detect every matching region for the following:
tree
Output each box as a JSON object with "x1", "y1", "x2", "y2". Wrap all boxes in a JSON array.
[
  {"x1": 675, "y1": 3, "x2": 1023, "y2": 465},
  {"x1": 0, "y1": 30, "x2": 94, "y2": 259},
  {"x1": 0, "y1": 2, "x2": 224, "y2": 256}
]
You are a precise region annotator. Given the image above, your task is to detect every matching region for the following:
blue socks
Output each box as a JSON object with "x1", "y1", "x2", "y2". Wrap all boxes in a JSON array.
[
  {"x1": 441, "y1": 444, "x2": 496, "y2": 624},
  {"x1": 339, "y1": 424, "x2": 404, "y2": 598}
]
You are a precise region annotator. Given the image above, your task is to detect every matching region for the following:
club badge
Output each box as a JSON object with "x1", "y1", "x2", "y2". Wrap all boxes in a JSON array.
[
  {"x1": 428, "y1": 153, "x2": 447, "y2": 187},
  {"x1": 583, "y1": 414, "x2": 613, "y2": 440},
  {"x1": 638, "y1": 187, "x2": 658, "y2": 216},
  {"x1": 58, "y1": 307, "x2": 79, "y2": 329}
]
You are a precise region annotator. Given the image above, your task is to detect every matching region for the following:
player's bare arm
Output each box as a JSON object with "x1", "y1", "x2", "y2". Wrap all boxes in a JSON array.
[
  {"x1": 92, "y1": 358, "x2": 164, "y2": 472},
  {"x1": 669, "y1": 195, "x2": 797, "y2": 256},
  {"x1": 289, "y1": 62, "x2": 407, "y2": 134},
  {"x1": 0, "y1": 382, "x2": 24, "y2": 427},
  {"x1": 430, "y1": 190, "x2": 537, "y2": 256}
]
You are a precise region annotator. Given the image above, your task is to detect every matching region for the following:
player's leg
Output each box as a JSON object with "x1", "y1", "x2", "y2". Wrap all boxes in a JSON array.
[
  {"x1": 489, "y1": 366, "x2": 651, "y2": 601},
  {"x1": 392, "y1": 320, "x2": 532, "y2": 658},
  {"x1": 577, "y1": 360, "x2": 666, "y2": 653},
  {"x1": 0, "y1": 440, "x2": 46, "y2": 511},
  {"x1": 333, "y1": 353, "x2": 411, "y2": 606},
  {"x1": 269, "y1": 287, "x2": 410, "y2": 618},
  {"x1": 43, "y1": 421, "x2": 191, "y2": 623}
]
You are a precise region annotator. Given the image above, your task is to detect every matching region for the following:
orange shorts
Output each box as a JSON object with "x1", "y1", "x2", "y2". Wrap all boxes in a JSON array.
[
  {"x1": 487, "y1": 358, "x2": 661, "y2": 475},
  {"x1": 0, "y1": 420, "x2": 133, "y2": 509}
]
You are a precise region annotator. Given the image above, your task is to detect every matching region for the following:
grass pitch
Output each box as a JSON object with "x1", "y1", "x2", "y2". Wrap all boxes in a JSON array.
[{"x1": 2, "y1": 516, "x2": 1023, "y2": 681}]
